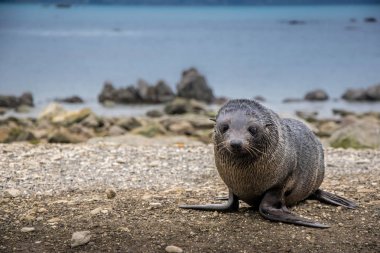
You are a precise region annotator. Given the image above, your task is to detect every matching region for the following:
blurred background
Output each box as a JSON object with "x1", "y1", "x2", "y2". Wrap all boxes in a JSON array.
[{"x1": 0, "y1": 0, "x2": 379, "y2": 147}]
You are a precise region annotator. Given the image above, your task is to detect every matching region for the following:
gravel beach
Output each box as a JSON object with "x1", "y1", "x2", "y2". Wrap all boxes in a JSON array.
[{"x1": 1, "y1": 137, "x2": 379, "y2": 252}]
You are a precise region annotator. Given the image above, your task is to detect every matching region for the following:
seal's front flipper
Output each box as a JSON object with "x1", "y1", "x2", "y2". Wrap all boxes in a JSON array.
[
  {"x1": 311, "y1": 189, "x2": 357, "y2": 209},
  {"x1": 259, "y1": 190, "x2": 330, "y2": 229},
  {"x1": 179, "y1": 190, "x2": 239, "y2": 212}
]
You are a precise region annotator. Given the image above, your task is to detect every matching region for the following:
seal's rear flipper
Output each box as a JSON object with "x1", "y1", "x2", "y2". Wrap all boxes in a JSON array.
[
  {"x1": 179, "y1": 190, "x2": 239, "y2": 212},
  {"x1": 259, "y1": 190, "x2": 330, "y2": 229},
  {"x1": 311, "y1": 189, "x2": 357, "y2": 209}
]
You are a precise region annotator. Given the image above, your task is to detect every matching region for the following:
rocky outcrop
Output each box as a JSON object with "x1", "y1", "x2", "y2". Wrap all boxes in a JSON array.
[
  {"x1": 177, "y1": 68, "x2": 214, "y2": 103},
  {"x1": 0, "y1": 92, "x2": 34, "y2": 108},
  {"x1": 364, "y1": 17, "x2": 377, "y2": 23},
  {"x1": 342, "y1": 83, "x2": 380, "y2": 102},
  {"x1": 304, "y1": 89, "x2": 329, "y2": 101},
  {"x1": 98, "y1": 80, "x2": 174, "y2": 104}
]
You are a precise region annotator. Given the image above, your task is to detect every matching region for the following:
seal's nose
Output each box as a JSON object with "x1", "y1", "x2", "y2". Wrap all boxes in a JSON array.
[{"x1": 230, "y1": 140, "x2": 243, "y2": 150}]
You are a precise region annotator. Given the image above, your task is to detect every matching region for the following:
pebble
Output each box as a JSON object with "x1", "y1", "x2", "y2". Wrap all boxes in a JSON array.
[
  {"x1": 90, "y1": 207, "x2": 102, "y2": 215},
  {"x1": 21, "y1": 227, "x2": 35, "y2": 232},
  {"x1": 165, "y1": 245, "x2": 184, "y2": 253},
  {"x1": 71, "y1": 231, "x2": 92, "y2": 248},
  {"x1": 106, "y1": 188, "x2": 116, "y2": 199},
  {"x1": 4, "y1": 189, "x2": 21, "y2": 198}
]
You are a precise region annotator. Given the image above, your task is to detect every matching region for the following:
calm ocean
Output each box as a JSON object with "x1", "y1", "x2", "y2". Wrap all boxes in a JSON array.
[{"x1": 0, "y1": 3, "x2": 380, "y2": 116}]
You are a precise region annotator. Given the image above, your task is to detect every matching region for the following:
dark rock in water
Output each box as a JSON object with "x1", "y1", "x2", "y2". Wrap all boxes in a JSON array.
[
  {"x1": 253, "y1": 96, "x2": 266, "y2": 102},
  {"x1": 55, "y1": 96, "x2": 84, "y2": 104},
  {"x1": 154, "y1": 80, "x2": 175, "y2": 103},
  {"x1": 98, "y1": 82, "x2": 116, "y2": 103},
  {"x1": 19, "y1": 92, "x2": 34, "y2": 107},
  {"x1": 342, "y1": 84, "x2": 380, "y2": 102},
  {"x1": 164, "y1": 98, "x2": 207, "y2": 115},
  {"x1": 366, "y1": 84, "x2": 380, "y2": 101},
  {"x1": 332, "y1": 109, "x2": 356, "y2": 117},
  {"x1": 282, "y1": 98, "x2": 303, "y2": 103},
  {"x1": 288, "y1": 20, "x2": 306, "y2": 25},
  {"x1": 146, "y1": 110, "x2": 164, "y2": 118},
  {"x1": 0, "y1": 92, "x2": 34, "y2": 108},
  {"x1": 364, "y1": 17, "x2": 377, "y2": 23},
  {"x1": 342, "y1": 88, "x2": 367, "y2": 101},
  {"x1": 177, "y1": 68, "x2": 214, "y2": 103},
  {"x1": 99, "y1": 80, "x2": 174, "y2": 104},
  {"x1": 304, "y1": 89, "x2": 329, "y2": 101},
  {"x1": 0, "y1": 96, "x2": 19, "y2": 108}
]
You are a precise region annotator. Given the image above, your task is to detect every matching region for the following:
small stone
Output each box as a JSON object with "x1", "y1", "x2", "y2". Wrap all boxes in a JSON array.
[
  {"x1": 90, "y1": 207, "x2": 102, "y2": 215},
  {"x1": 149, "y1": 202, "x2": 162, "y2": 207},
  {"x1": 36, "y1": 217, "x2": 43, "y2": 221},
  {"x1": 165, "y1": 245, "x2": 183, "y2": 253},
  {"x1": 106, "y1": 188, "x2": 116, "y2": 199},
  {"x1": 338, "y1": 223, "x2": 344, "y2": 227},
  {"x1": 71, "y1": 231, "x2": 91, "y2": 248},
  {"x1": 21, "y1": 227, "x2": 35, "y2": 233},
  {"x1": 47, "y1": 217, "x2": 60, "y2": 223},
  {"x1": 4, "y1": 188, "x2": 21, "y2": 198}
]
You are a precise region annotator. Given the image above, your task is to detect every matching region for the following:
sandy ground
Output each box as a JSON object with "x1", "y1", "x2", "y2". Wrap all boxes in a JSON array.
[{"x1": 0, "y1": 138, "x2": 379, "y2": 252}]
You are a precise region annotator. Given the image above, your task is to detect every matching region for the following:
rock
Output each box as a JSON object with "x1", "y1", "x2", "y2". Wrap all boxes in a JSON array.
[
  {"x1": 90, "y1": 207, "x2": 102, "y2": 215},
  {"x1": 287, "y1": 20, "x2": 306, "y2": 25},
  {"x1": 282, "y1": 98, "x2": 303, "y2": 103},
  {"x1": 330, "y1": 117, "x2": 380, "y2": 149},
  {"x1": 0, "y1": 92, "x2": 33, "y2": 108},
  {"x1": 55, "y1": 96, "x2": 84, "y2": 103},
  {"x1": 108, "y1": 125, "x2": 126, "y2": 136},
  {"x1": 99, "y1": 80, "x2": 174, "y2": 104},
  {"x1": 332, "y1": 109, "x2": 356, "y2": 117},
  {"x1": 0, "y1": 107, "x2": 6, "y2": 115},
  {"x1": 188, "y1": 117, "x2": 215, "y2": 129},
  {"x1": 342, "y1": 84, "x2": 380, "y2": 102},
  {"x1": 164, "y1": 98, "x2": 208, "y2": 115},
  {"x1": 154, "y1": 80, "x2": 175, "y2": 103},
  {"x1": 105, "y1": 188, "x2": 116, "y2": 199},
  {"x1": 4, "y1": 188, "x2": 21, "y2": 198},
  {"x1": 0, "y1": 95, "x2": 19, "y2": 108},
  {"x1": 81, "y1": 113, "x2": 102, "y2": 128},
  {"x1": 0, "y1": 127, "x2": 36, "y2": 143},
  {"x1": 146, "y1": 110, "x2": 163, "y2": 118},
  {"x1": 102, "y1": 100, "x2": 116, "y2": 108},
  {"x1": 364, "y1": 17, "x2": 377, "y2": 23},
  {"x1": 19, "y1": 92, "x2": 34, "y2": 106},
  {"x1": 51, "y1": 108, "x2": 91, "y2": 126},
  {"x1": 165, "y1": 245, "x2": 183, "y2": 253},
  {"x1": 168, "y1": 121, "x2": 194, "y2": 135},
  {"x1": 316, "y1": 120, "x2": 340, "y2": 138},
  {"x1": 304, "y1": 89, "x2": 329, "y2": 101},
  {"x1": 342, "y1": 88, "x2": 367, "y2": 101},
  {"x1": 177, "y1": 68, "x2": 214, "y2": 103},
  {"x1": 115, "y1": 117, "x2": 142, "y2": 131},
  {"x1": 48, "y1": 128, "x2": 86, "y2": 143},
  {"x1": 131, "y1": 123, "x2": 166, "y2": 138},
  {"x1": 15, "y1": 105, "x2": 32, "y2": 113},
  {"x1": 366, "y1": 83, "x2": 380, "y2": 101},
  {"x1": 21, "y1": 227, "x2": 35, "y2": 233},
  {"x1": 38, "y1": 103, "x2": 66, "y2": 121},
  {"x1": 295, "y1": 111, "x2": 318, "y2": 122},
  {"x1": 71, "y1": 231, "x2": 91, "y2": 248}
]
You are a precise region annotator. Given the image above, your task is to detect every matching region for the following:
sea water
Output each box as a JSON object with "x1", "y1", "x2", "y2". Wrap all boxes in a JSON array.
[{"x1": 0, "y1": 4, "x2": 380, "y2": 117}]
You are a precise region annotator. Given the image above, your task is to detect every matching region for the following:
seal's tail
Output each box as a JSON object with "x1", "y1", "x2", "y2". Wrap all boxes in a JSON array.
[{"x1": 311, "y1": 189, "x2": 357, "y2": 209}]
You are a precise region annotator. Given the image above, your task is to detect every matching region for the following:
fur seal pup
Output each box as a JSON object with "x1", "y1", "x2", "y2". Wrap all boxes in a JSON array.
[{"x1": 180, "y1": 99, "x2": 356, "y2": 228}]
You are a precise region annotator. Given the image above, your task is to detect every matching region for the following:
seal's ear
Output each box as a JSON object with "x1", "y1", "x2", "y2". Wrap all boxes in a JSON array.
[{"x1": 209, "y1": 118, "x2": 216, "y2": 122}]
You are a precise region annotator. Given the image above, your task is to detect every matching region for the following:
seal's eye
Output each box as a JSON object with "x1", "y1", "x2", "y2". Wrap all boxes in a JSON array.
[
  {"x1": 220, "y1": 124, "x2": 229, "y2": 134},
  {"x1": 248, "y1": 126, "x2": 257, "y2": 136}
]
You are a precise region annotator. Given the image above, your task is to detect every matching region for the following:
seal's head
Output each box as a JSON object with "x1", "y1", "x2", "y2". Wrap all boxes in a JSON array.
[{"x1": 214, "y1": 99, "x2": 279, "y2": 158}]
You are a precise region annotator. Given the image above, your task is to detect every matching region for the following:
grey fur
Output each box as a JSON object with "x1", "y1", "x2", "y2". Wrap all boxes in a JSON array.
[{"x1": 215, "y1": 99, "x2": 324, "y2": 206}]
